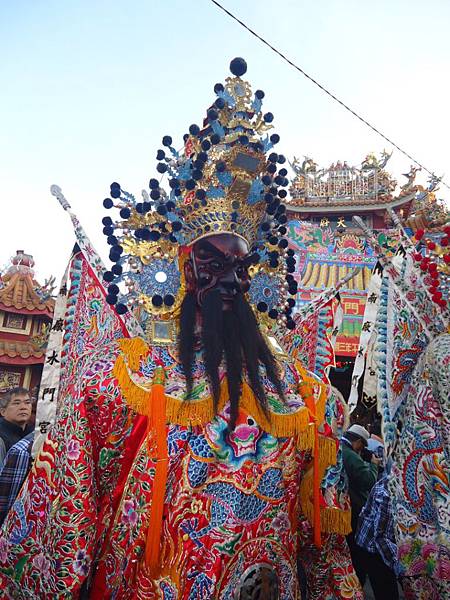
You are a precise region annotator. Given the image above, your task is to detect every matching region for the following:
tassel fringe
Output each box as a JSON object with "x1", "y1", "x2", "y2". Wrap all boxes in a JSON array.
[
  {"x1": 300, "y1": 473, "x2": 351, "y2": 535},
  {"x1": 113, "y1": 339, "x2": 316, "y2": 445},
  {"x1": 299, "y1": 433, "x2": 348, "y2": 536},
  {"x1": 117, "y1": 337, "x2": 149, "y2": 371},
  {"x1": 112, "y1": 354, "x2": 152, "y2": 416}
]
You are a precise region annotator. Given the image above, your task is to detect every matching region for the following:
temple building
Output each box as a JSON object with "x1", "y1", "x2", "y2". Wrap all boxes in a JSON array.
[
  {"x1": 0, "y1": 251, "x2": 55, "y2": 397},
  {"x1": 285, "y1": 151, "x2": 444, "y2": 402}
]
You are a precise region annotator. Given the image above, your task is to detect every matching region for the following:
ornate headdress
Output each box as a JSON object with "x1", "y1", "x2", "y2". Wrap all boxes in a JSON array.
[{"x1": 101, "y1": 58, "x2": 298, "y2": 334}]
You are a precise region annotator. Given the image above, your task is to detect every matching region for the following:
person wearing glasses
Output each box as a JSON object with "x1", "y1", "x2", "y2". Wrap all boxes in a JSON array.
[{"x1": 0, "y1": 387, "x2": 33, "y2": 469}]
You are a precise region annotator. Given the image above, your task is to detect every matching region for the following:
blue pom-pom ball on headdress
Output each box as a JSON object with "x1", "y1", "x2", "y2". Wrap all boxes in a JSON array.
[
  {"x1": 110, "y1": 182, "x2": 121, "y2": 198},
  {"x1": 230, "y1": 57, "x2": 247, "y2": 77},
  {"x1": 207, "y1": 108, "x2": 218, "y2": 121},
  {"x1": 116, "y1": 303, "x2": 128, "y2": 315},
  {"x1": 152, "y1": 295, "x2": 163, "y2": 307},
  {"x1": 108, "y1": 284, "x2": 120, "y2": 295}
]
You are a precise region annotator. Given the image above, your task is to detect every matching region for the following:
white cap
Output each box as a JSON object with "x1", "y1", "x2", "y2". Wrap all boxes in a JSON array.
[{"x1": 346, "y1": 424, "x2": 370, "y2": 445}]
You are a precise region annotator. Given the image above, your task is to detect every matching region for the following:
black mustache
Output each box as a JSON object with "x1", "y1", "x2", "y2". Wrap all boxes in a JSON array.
[{"x1": 179, "y1": 290, "x2": 285, "y2": 431}]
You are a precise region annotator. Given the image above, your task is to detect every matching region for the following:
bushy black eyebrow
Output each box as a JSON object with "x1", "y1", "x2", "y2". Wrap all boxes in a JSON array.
[
  {"x1": 196, "y1": 239, "x2": 227, "y2": 259},
  {"x1": 196, "y1": 239, "x2": 257, "y2": 268}
]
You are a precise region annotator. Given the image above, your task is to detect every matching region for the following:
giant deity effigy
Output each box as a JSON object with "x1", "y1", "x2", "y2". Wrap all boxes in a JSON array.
[{"x1": 0, "y1": 58, "x2": 362, "y2": 599}]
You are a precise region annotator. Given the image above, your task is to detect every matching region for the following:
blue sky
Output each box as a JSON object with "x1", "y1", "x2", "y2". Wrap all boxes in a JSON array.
[{"x1": 2, "y1": 0, "x2": 450, "y2": 282}]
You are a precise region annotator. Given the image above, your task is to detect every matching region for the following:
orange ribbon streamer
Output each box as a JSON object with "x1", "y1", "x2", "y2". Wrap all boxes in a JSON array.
[
  {"x1": 299, "y1": 380, "x2": 322, "y2": 548},
  {"x1": 144, "y1": 367, "x2": 168, "y2": 577}
]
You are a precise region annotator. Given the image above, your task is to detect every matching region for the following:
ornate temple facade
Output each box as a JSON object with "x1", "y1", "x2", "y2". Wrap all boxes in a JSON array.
[
  {"x1": 0, "y1": 251, "x2": 55, "y2": 397},
  {"x1": 285, "y1": 152, "x2": 444, "y2": 396}
]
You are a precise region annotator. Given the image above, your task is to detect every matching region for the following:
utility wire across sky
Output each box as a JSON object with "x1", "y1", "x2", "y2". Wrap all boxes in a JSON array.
[{"x1": 210, "y1": 0, "x2": 449, "y2": 192}]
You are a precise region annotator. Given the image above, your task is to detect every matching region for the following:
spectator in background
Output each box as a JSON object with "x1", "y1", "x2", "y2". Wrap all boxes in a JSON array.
[
  {"x1": 0, "y1": 431, "x2": 33, "y2": 524},
  {"x1": 356, "y1": 474, "x2": 401, "y2": 599},
  {"x1": 0, "y1": 388, "x2": 33, "y2": 470},
  {"x1": 341, "y1": 424, "x2": 380, "y2": 587}
]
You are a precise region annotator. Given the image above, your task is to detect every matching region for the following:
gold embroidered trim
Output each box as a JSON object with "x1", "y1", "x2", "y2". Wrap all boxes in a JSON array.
[{"x1": 113, "y1": 337, "x2": 318, "y2": 444}]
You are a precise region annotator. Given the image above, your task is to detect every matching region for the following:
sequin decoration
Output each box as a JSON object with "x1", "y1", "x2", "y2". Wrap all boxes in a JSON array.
[
  {"x1": 139, "y1": 259, "x2": 180, "y2": 298},
  {"x1": 248, "y1": 272, "x2": 280, "y2": 311}
]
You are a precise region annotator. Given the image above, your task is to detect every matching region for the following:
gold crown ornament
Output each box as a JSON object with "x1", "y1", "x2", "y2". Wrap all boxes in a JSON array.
[{"x1": 100, "y1": 58, "x2": 299, "y2": 332}]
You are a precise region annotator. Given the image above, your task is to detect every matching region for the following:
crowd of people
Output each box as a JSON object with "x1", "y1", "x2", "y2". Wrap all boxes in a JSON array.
[{"x1": 342, "y1": 421, "x2": 402, "y2": 599}]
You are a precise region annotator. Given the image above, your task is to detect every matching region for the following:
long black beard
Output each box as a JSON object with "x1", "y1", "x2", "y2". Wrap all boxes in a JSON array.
[{"x1": 179, "y1": 290, "x2": 285, "y2": 430}]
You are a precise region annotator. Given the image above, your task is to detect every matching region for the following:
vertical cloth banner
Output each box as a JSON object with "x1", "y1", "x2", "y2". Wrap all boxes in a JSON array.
[
  {"x1": 32, "y1": 258, "x2": 70, "y2": 457},
  {"x1": 326, "y1": 294, "x2": 344, "y2": 377},
  {"x1": 348, "y1": 263, "x2": 383, "y2": 412},
  {"x1": 362, "y1": 331, "x2": 378, "y2": 410}
]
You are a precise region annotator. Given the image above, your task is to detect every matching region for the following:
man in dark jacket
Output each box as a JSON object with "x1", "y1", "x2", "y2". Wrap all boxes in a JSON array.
[
  {"x1": 341, "y1": 423, "x2": 380, "y2": 587},
  {"x1": 0, "y1": 388, "x2": 33, "y2": 469}
]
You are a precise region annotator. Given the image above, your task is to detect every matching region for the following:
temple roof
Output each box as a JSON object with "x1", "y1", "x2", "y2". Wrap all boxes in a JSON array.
[
  {"x1": 0, "y1": 339, "x2": 46, "y2": 365},
  {"x1": 287, "y1": 152, "x2": 418, "y2": 212},
  {"x1": 0, "y1": 251, "x2": 55, "y2": 317}
]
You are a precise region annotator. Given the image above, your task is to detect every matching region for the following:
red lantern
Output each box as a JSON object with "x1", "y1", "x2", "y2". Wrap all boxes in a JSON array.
[
  {"x1": 415, "y1": 229, "x2": 425, "y2": 240},
  {"x1": 427, "y1": 241, "x2": 436, "y2": 251},
  {"x1": 444, "y1": 254, "x2": 450, "y2": 264},
  {"x1": 441, "y1": 237, "x2": 449, "y2": 247}
]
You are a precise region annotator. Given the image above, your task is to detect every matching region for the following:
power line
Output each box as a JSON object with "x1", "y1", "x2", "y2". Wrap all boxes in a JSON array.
[{"x1": 210, "y1": 0, "x2": 450, "y2": 192}]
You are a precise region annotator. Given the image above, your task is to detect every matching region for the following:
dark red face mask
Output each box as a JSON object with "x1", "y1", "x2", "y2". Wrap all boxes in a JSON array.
[{"x1": 185, "y1": 233, "x2": 252, "y2": 309}]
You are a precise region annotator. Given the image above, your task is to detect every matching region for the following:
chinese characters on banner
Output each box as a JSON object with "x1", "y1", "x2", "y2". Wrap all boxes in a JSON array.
[
  {"x1": 32, "y1": 262, "x2": 70, "y2": 457},
  {"x1": 334, "y1": 295, "x2": 366, "y2": 357}
]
